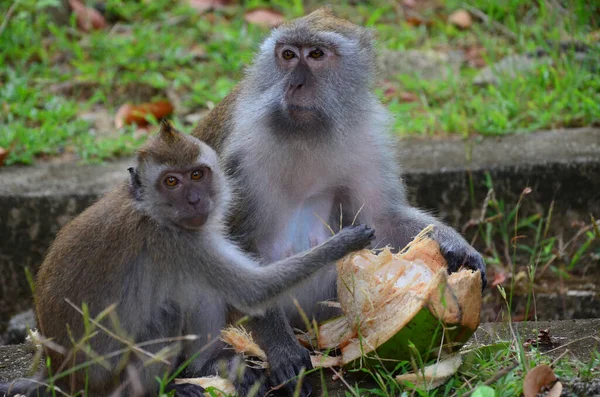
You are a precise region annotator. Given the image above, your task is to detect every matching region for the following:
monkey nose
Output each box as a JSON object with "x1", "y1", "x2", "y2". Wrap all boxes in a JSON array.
[{"x1": 187, "y1": 195, "x2": 202, "y2": 208}]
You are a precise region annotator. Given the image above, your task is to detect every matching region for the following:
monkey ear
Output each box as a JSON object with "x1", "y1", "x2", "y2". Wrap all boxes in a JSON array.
[
  {"x1": 159, "y1": 119, "x2": 178, "y2": 142},
  {"x1": 128, "y1": 166, "x2": 143, "y2": 201}
]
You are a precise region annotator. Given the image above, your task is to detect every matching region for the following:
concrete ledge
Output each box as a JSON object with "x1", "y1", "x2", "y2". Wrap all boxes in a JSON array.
[{"x1": 1, "y1": 128, "x2": 599, "y2": 327}]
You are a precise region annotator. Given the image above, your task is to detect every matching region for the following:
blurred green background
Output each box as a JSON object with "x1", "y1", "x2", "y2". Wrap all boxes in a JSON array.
[{"x1": 0, "y1": 0, "x2": 598, "y2": 165}]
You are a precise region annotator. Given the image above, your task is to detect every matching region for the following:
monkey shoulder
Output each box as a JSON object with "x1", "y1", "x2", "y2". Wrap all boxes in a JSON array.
[{"x1": 192, "y1": 87, "x2": 241, "y2": 153}]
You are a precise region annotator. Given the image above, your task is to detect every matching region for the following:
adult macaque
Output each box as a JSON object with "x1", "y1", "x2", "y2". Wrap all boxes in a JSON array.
[
  {"x1": 192, "y1": 7, "x2": 486, "y2": 396},
  {"x1": 0, "y1": 123, "x2": 374, "y2": 397}
]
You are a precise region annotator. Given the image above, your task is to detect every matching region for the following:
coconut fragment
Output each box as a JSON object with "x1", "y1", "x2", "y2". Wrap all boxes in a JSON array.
[
  {"x1": 174, "y1": 376, "x2": 236, "y2": 396},
  {"x1": 396, "y1": 353, "x2": 463, "y2": 390}
]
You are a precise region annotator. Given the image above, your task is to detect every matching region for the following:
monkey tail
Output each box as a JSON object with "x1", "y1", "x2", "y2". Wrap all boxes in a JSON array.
[{"x1": 0, "y1": 377, "x2": 48, "y2": 397}]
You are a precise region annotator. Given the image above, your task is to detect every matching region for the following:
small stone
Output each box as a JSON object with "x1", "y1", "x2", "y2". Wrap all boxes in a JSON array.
[
  {"x1": 379, "y1": 49, "x2": 464, "y2": 81},
  {"x1": 5, "y1": 310, "x2": 37, "y2": 345},
  {"x1": 473, "y1": 54, "x2": 552, "y2": 86},
  {"x1": 448, "y1": 9, "x2": 473, "y2": 29}
]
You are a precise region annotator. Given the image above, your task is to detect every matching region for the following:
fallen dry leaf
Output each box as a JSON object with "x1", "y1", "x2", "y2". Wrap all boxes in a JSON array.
[
  {"x1": 0, "y1": 147, "x2": 8, "y2": 167},
  {"x1": 523, "y1": 364, "x2": 560, "y2": 397},
  {"x1": 189, "y1": 45, "x2": 209, "y2": 62},
  {"x1": 188, "y1": 0, "x2": 233, "y2": 13},
  {"x1": 396, "y1": 354, "x2": 463, "y2": 390},
  {"x1": 381, "y1": 82, "x2": 419, "y2": 102},
  {"x1": 399, "y1": 91, "x2": 419, "y2": 103},
  {"x1": 114, "y1": 101, "x2": 174, "y2": 129},
  {"x1": 405, "y1": 16, "x2": 433, "y2": 27},
  {"x1": 244, "y1": 8, "x2": 285, "y2": 27},
  {"x1": 464, "y1": 45, "x2": 487, "y2": 68},
  {"x1": 68, "y1": 0, "x2": 106, "y2": 32},
  {"x1": 448, "y1": 9, "x2": 472, "y2": 29},
  {"x1": 490, "y1": 269, "x2": 507, "y2": 288},
  {"x1": 382, "y1": 82, "x2": 397, "y2": 99}
]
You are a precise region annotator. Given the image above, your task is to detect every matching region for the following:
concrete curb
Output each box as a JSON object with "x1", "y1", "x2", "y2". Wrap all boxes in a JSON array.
[{"x1": 1, "y1": 127, "x2": 599, "y2": 327}]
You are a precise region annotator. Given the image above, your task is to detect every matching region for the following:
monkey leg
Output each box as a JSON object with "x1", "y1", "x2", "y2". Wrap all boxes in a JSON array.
[{"x1": 182, "y1": 298, "x2": 270, "y2": 397}]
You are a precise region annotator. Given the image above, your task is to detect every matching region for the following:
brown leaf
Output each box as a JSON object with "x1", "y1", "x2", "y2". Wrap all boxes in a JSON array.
[
  {"x1": 464, "y1": 45, "x2": 487, "y2": 68},
  {"x1": 0, "y1": 147, "x2": 8, "y2": 167},
  {"x1": 523, "y1": 365, "x2": 558, "y2": 397},
  {"x1": 399, "y1": 91, "x2": 419, "y2": 103},
  {"x1": 188, "y1": 0, "x2": 233, "y2": 13},
  {"x1": 114, "y1": 101, "x2": 174, "y2": 129},
  {"x1": 490, "y1": 270, "x2": 507, "y2": 288},
  {"x1": 405, "y1": 16, "x2": 433, "y2": 27},
  {"x1": 68, "y1": 0, "x2": 106, "y2": 32},
  {"x1": 448, "y1": 9, "x2": 472, "y2": 29},
  {"x1": 382, "y1": 82, "x2": 397, "y2": 99},
  {"x1": 189, "y1": 45, "x2": 209, "y2": 62},
  {"x1": 244, "y1": 8, "x2": 285, "y2": 28}
]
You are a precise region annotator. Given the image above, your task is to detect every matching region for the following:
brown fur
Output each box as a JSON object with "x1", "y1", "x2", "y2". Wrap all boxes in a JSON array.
[
  {"x1": 35, "y1": 184, "x2": 151, "y2": 395},
  {"x1": 192, "y1": 88, "x2": 239, "y2": 153},
  {"x1": 139, "y1": 122, "x2": 201, "y2": 169}
]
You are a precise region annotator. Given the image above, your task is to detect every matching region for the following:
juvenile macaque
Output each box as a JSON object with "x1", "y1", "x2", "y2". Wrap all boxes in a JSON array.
[
  {"x1": 192, "y1": 7, "x2": 487, "y2": 396},
  {"x1": 0, "y1": 123, "x2": 374, "y2": 397}
]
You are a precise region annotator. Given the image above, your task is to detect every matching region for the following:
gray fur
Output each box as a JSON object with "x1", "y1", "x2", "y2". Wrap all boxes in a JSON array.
[{"x1": 199, "y1": 13, "x2": 487, "y2": 395}]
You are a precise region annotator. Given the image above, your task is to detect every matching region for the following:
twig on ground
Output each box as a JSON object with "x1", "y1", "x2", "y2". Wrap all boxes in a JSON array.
[
  {"x1": 461, "y1": 361, "x2": 519, "y2": 397},
  {"x1": 462, "y1": 3, "x2": 518, "y2": 41},
  {"x1": 0, "y1": 0, "x2": 19, "y2": 37},
  {"x1": 330, "y1": 367, "x2": 360, "y2": 397},
  {"x1": 550, "y1": 349, "x2": 570, "y2": 367}
]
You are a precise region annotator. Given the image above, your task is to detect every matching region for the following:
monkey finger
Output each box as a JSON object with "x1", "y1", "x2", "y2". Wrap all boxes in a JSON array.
[
  {"x1": 441, "y1": 247, "x2": 487, "y2": 290},
  {"x1": 338, "y1": 224, "x2": 376, "y2": 251}
]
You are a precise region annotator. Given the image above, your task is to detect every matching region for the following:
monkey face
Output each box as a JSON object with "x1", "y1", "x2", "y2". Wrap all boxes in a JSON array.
[
  {"x1": 154, "y1": 166, "x2": 215, "y2": 230},
  {"x1": 132, "y1": 123, "x2": 230, "y2": 232},
  {"x1": 275, "y1": 43, "x2": 335, "y2": 115},
  {"x1": 250, "y1": 8, "x2": 377, "y2": 136}
]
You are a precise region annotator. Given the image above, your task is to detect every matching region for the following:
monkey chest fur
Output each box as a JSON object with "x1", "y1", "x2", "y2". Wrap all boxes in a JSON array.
[{"x1": 234, "y1": 143, "x2": 362, "y2": 262}]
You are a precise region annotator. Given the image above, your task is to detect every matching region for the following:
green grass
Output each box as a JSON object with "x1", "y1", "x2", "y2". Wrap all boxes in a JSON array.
[{"x1": 0, "y1": 0, "x2": 599, "y2": 165}]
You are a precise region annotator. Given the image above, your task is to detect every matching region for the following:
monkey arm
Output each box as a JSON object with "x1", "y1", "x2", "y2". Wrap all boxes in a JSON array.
[{"x1": 200, "y1": 225, "x2": 373, "y2": 314}]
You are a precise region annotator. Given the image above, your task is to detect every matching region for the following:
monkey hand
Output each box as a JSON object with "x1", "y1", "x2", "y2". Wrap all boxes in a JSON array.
[
  {"x1": 326, "y1": 224, "x2": 375, "y2": 259},
  {"x1": 435, "y1": 226, "x2": 487, "y2": 289},
  {"x1": 265, "y1": 343, "x2": 313, "y2": 397},
  {"x1": 164, "y1": 382, "x2": 206, "y2": 397}
]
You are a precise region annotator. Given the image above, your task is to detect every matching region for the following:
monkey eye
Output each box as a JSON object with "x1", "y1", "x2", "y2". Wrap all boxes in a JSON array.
[
  {"x1": 190, "y1": 169, "x2": 204, "y2": 180},
  {"x1": 309, "y1": 49, "x2": 324, "y2": 59},
  {"x1": 164, "y1": 176, "x2": 179, "y2": 188},
  {"x1": 282, "y1": 49, "x2": 295, "y2": 60}
]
